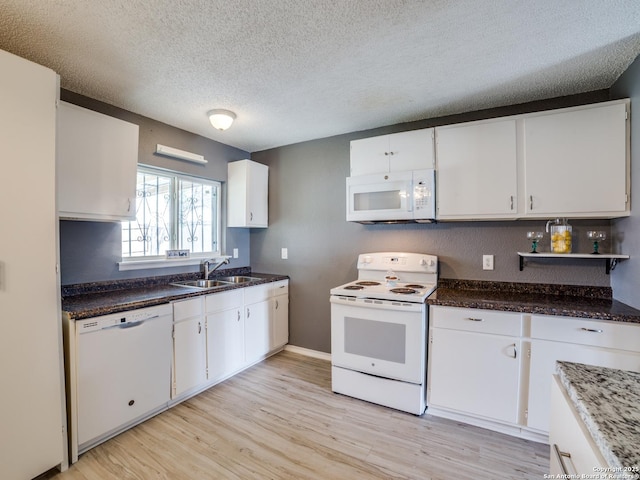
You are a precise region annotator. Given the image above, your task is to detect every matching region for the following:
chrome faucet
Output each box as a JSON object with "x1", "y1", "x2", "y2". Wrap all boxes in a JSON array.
[{"x1": 202, "y1": 258, "x2": 230, "y2": 279}]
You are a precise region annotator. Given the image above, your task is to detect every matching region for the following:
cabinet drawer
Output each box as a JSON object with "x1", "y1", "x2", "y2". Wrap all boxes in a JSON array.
[
  {"x1": 430, "y1": 306, "x2": 522, "y2": 336},
  {"x1": 173, "y1": 297, "x2": 203, "y2": 321},
  {"x1": 531, "y1": 315, "x2": 640, "y2": 352},
  {"x1": 270, "y1": 280, "x2": 289, "y2": 296},
  {"x1": 244, "y1": 284, "x2": 270, "y2": 304},
  {"x1": 205, "y1": 289, "x2": 243, "y2": 313}
]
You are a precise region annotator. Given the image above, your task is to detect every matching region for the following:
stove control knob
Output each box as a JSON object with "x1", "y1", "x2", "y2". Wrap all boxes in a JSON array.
[
  {"x1": 421, "y1": 258, "x2": 434, "y2": 267},
  {"x1": 363, "y1": 255, "x2": 372, "y2": 264}
]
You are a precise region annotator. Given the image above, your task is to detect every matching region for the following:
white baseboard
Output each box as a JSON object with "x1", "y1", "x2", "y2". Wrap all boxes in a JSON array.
[{"x1": 284, "y1": 344, "x2": 331, "y2": 361}]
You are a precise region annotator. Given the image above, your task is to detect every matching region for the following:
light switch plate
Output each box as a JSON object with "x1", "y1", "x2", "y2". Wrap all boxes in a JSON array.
[
  {"x1": 233, "y1": 248, "x2": 239, "y2": 258},
  {"x1": 281, "y1": 247, "x2": 288, "y2": 260}
]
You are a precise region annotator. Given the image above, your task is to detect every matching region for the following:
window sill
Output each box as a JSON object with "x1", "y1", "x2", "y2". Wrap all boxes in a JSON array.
[{"x1": 118, "y1": 255, "x2": 230, "y2": 271}]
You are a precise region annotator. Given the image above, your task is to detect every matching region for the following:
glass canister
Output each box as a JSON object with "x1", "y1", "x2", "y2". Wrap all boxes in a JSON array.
[{"x1": 546, "y1": 218, "x2": 572, "y2": 253}]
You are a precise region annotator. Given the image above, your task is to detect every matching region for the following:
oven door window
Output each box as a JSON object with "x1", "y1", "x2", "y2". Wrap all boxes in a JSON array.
[{"x1": 344, "y1": 317, "x2": 405, "y2": 363}]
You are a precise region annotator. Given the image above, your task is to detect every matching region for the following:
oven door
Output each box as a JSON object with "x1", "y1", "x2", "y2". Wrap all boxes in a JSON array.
[
  {"x1": 330, "y1": 295, "x2": 426, "y2": 384},
  {"x1": 346, "y1": 172, "x2": 413, "y2": 222}
]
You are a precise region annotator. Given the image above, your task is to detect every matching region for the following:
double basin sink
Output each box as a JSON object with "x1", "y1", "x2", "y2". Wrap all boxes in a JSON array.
[{"x1": 171, "y1": 276, "x2": 260, "y2": 290}]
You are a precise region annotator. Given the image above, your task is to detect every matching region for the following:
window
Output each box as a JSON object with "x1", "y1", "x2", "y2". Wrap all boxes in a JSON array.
[{"x1": 122, "y1": 166, "x2": 221, "y2": 259}]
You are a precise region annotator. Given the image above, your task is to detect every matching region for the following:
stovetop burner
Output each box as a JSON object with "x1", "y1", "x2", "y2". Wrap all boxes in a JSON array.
[
  {"x1": 356, "y1": 281, "x2": 381, "y2": 286},
  {"x1": 389, "y1": 287, "x2": 418, "y2": 294},
  {"x1": 344, "y1": 285, "x2": 364, "y2": 290},
  {"x1": 404, "y1": 284, "x2": 424, "y2": 289}
]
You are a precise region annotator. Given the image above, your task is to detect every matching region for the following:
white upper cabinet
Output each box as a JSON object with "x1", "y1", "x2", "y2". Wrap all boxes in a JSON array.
[
  {"x1": 57, "y1": 101, "x2": 139, "y2": 221},
  {"x1": 227, "y1": 159, "x2": 269, "y2": 228},
  {"x1": 350, "y1": 128, "x2": 435, "y2": 176},
  {"x1": 523, "y1": 101, "x2": 629, "y2": 219},
  {"x1": 436, "y1": 119, "x2": 517, "y2": 219}
]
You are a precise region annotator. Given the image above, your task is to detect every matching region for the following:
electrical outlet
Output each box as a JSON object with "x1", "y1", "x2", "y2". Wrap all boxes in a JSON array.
[
  {"x1": 483, "y1": 254, "x2": 494, "y2": 271},
  {"x1": 233, "y1": 248, "x2": 239, "y2": 259},
  {"x1": 281, "y1": 247, "x2": 288, "y2": 260}
]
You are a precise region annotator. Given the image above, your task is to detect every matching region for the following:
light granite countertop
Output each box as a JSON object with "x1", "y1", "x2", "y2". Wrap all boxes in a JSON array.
[{"x1": 556, "y1": 361, "x2": 640, "y2": 479}]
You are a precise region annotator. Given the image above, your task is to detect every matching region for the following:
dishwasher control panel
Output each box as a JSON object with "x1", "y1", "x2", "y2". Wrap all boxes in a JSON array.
[{"x1": 77, "y1": 304, "x2": 172, "y2": 334}]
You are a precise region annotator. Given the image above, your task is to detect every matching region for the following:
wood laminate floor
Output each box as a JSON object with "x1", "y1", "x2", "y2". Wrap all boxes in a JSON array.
[{"x1": 41, "y1": 351, "x2": 549, "y2": 479}]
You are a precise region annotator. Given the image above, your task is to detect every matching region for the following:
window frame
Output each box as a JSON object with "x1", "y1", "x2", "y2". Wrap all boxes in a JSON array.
[{"x1": 119, "y1": 165, "x2": 222, "y2": 270}]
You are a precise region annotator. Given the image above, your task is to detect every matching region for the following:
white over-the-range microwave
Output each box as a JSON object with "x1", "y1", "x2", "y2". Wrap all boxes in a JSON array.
[{"x1": 346, "y1": 169, "x2": 435, "y2": 224}]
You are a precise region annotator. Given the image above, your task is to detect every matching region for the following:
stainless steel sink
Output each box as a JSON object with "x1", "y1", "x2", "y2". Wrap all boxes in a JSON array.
[
  {"x1": 171, "y1": 279, "x2": 233, "y2": 289},
  {"x1": 217, "y1": 276, "x2": 259, "y2": 284}
]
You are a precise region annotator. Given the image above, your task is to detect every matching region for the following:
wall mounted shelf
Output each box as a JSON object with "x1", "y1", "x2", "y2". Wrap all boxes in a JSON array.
[{"x1": 517, "y1": 252, "x2": 630, "y2": 274}]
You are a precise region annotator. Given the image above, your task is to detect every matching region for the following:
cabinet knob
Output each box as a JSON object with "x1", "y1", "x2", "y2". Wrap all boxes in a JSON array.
[{"x1": 128, "y1": 399, "x2": 135, "y2": 406}]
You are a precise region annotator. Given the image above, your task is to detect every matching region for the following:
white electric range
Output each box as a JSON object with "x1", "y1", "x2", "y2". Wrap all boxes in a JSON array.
[{"x1": 330, "y1": 252, "x2": 438, "y2": 415}]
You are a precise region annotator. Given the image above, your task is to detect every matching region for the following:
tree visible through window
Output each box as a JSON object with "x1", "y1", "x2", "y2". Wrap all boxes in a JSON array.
[{"x1": 122, "y1": 166, "x2": 221, "y2": 259}]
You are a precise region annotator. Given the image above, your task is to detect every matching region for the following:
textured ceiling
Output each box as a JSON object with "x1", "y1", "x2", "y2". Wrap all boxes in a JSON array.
[{"x1": 1, "y1": 1, "x2": 640, "y2": 152}]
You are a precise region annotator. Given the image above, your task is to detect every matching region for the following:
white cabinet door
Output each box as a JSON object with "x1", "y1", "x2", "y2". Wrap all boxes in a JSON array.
[
  {"x1": 244, "y1": 300, "x2": 271, "y2": 364},
  {"x1": 436, "y1": 119, "x2": 517, "y2": 219},
  {"x1": 350, "y1": 135, "x2": 390, "y2": 176},
  {"x1": 271, "y1": 293, "x2": 289, "y2": 349},
  {"x1": 206, "y1": 307, "x2": 244, "y2": 381},
  {"x1": 523, "y1": 101, "x2": 628, "y2": 218},
  {"x1": 527, "y1": 339, "x2": 640, "y2": 433},
  {"x1": 429, "y1": 328, "x2": 521, "y2": 424},
  {"x1": 0, "y1": 49, "x2": 65, "y2": 480},
  {"x1": 350, "y1": 129, "x2": 434, "y2": 176},
  {"x1": 227, "y1": 159, "x2": 268, "y2": 228},
  {"x1": 172, "y1": 317, "x2": 207, "y2": 398},
  {"x1": 57, "y1": 101, "x2": 139, "y2": 221}
]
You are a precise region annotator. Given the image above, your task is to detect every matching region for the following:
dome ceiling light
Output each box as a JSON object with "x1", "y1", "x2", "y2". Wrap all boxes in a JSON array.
[{"x1": 207, "y1": 109, "x2": 236, "y2": 131}]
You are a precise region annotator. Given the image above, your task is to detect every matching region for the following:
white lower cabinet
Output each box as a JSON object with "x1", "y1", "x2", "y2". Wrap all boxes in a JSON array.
[
  {"x1": 527, "y1": 315, "x2": 640, "y2": 434},
  {"x1": 244, "y1": 284, "x2": 272, "y2": 364},
  {"x1": 172, "y1": 298, "x2": 207, "y2": 398},
  {"x1": 549, "y1": 375, "x2": 607, "y2": 475},
  {"x1": 171, "y1": 280, "x2": 289, "y2": 401},
  {"x1": 271, "y1": 280, "x2": 290, "y2": 349},
  {"x1": 428, "y1": 307, "x2": 523, "y2": 425},
  {"x1": 205, "y1": 289, "x2": 244, "y2": 381},
  {"x1": 428, "y1": 306, "x2": 640, "y2": 442}
]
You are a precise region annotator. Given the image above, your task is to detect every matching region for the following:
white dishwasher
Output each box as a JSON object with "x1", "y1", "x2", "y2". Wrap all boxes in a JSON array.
[{"x1": 66, "y1": 303, "x2": 172, "y2": 462}]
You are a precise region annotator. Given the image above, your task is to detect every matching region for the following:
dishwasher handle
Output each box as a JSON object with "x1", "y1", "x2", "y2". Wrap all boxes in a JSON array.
[{"x1": 102, "y1": 317, "x2": 157, "y2": 330}]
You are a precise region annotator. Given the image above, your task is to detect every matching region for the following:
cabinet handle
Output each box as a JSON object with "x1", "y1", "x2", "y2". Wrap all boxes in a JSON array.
[
  {"x1": 581, "y1": 327, "x2": 603, "y2": 333},
  {"x1": 237, "y1": 310, "x2": 241, "y2": 322},
  {"x1": 511, "y1": 343, "x2": 517, "y2": 359},
  {"x1": 198, "y1": 321, "x2": 202, "y2": 334},
  {"x1": 529, "y1": 195, "x2": 533, "y2": 210},
  {"x1": 250, "y1": 212, "x2": 253, "y2": 221},
  {"x1": 275, "y1": 299, "x2": 279, "y2": 309},
  {"x1": 510, "y1": 195, "x2": 514, "y2": 210},
  {"x1": 247, "y1": 308, "x2": 250, "y2": 319},
  {"x1": 127, "y1": 198, "x2": 132, "y2": 212},
  {"x1": 465, "y1": 317, "x2": 483, "y2": 322},
  {"x1": 553, "y1": 444, "x2": 574, "y2": 475}
]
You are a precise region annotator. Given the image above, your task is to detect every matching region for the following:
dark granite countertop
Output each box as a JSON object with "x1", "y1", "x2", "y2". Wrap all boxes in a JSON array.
[
  {"x1": 427, "y1": 279, "x2": 640, "y2": 324},
  {"x1": 556, "y1": 361, "x2": 640, "y2": 478},
  {"x1": 62, "y1": 271, "x2": 288, "y2": 320}
]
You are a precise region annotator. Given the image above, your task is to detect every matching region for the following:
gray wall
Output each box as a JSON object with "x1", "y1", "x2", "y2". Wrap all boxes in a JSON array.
[
  {"x1": 251, "y1": 91, "x2": 618, "y2": 353},
  {"x1": 59, "y1": 90, "x2": 251, "y2": 285},
  {"x1": 611, "y1": 55, "x2": 640, "y2": 309}
]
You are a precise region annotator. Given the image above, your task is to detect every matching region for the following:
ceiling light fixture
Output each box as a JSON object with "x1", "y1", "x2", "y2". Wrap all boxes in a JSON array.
[{"x1": 207, "y1": 109, "x2": 236, "y2": 131}]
